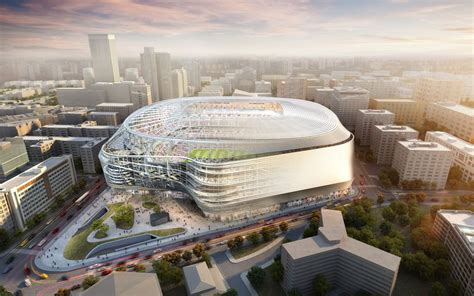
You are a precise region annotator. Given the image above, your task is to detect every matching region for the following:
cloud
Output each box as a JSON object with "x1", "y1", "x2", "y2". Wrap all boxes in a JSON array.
[{"x1": 443, "y1": 27, "x2": 474, "y2": 33}]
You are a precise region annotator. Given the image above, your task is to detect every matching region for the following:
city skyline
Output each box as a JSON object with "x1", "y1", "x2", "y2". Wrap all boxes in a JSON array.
[{"x1": 1, "y1": 0, "x2": 473, "y2": 59}]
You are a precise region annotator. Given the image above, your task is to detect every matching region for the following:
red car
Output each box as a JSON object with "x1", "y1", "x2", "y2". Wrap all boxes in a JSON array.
[
  {"x1": 101, "y1": 269, "x2": 113, "y2": 276},
  {"x1": 59, "y1": 211, "x2": 67, "y2": 218},
  {"x1": 24, "y1": 267, "x2": 31, "y2": 276},
  {"x1": 52, "y1": 227, "x2": 60, "y2": 235},
  {"x1": 129, "y1": 253, "x2": 139, "y2": 260}
]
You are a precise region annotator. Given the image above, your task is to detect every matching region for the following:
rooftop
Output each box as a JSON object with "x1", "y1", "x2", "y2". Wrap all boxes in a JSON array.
[
  {"x1": 183, "y1": 262, "x2": 216, "y2": 295},
  {"x1": 81, "y1": 272, "x2": 162, "y2": 296},
  {"x1": 96, "y1": 102, "x2": 134, "y2": 107},
  {"x1": 426, "y1": 131, "x2": 474, "y2": 155},
  {"x1": 359, "y1": 109, "x2": 394, "y2": 115},
  {"x1": 397, "y1": 140, "x2": 452, "y2": 151},
  {"x1": 431, "y1": 102, "x2": 474, "y2": 117},
  {"x1": 438, "y1": 210, "x2": 474, "y2": 253},
  {"x1": 371, "y1": 98, "x2": 416, "y2": 103},
  {"x1": 334, "y1": 86, "x2": 369, "y2": 95},
  {"x1": 374, "y1": 124, "x2": 418, "y2": 132},
  {"x1": 283, "y1": 209, "x2": 400, "y2": 272}
]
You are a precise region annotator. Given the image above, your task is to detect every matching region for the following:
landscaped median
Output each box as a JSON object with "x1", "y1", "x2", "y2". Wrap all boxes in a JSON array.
[{"x1": 63, "y1": 202, "x2": 185, "y2": 260}]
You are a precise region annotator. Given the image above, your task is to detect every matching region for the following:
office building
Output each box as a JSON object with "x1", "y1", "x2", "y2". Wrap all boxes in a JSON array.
[
  {"x1": 198, "y1": 85, "x2": 224, "y2": 97},
  {"x1": 255, "y1": 80, "x2": 272, "y2": 93},
  {"x1": 370, "y1": 125, "x2": 419, "y2": 165},
  {"x1": 433, "y1": 210, "x2": 473, "y2": 296},
  {"x1": 282, "y1": 209, "x2": 400, "y2": 296},
  {"x1": 58, "y1": 110, "x2": 88, "y2": 125},
  {"x1": 82, "y1": 272, "x2": 163, "y2": 296},
  {"x1": 171, "y1": 69, "x2": 184, "y2": 98},
  {"x1": 88, "y1": 34, "x2": 120, "y2": 83},
  {"x1": 96, "y1": 102, "x2": 134, "y2": 121},
  {"x1": 56, "y1": 88, "x2": 107, "y2": 108},
  {"x1": 425, "y1": 102, "x2": 474, "y2": 143},
  {"x1": 0, "y1": 117, "x2": 42, "y2": 137},
  {"x1": 355, "y1": 110, "x2": 395, "y2": 146},
  {"x1": 185, "y1": 60, "x2": 201, "y2": 93},
  {"x1": 0, "y1": 138, "x2": 29, "y2": 181},
  {"x1": 368, "y1": 98, "x2": 418, "y2": 126},
  {"x1": 156, "y1": 52, "x2": 173, "y2": 100},
  {"x1": 183, "y1": 262, "x2": 227, "y2": 296},
  {"x1": 0, "y1": 155, "x2": 77, "y2": 231},
  {"x1": 330, "y1": 87, "x2": 370, "y2": 131},
  {"x1": 392, "y1": 140, "x2": 453, "y2": 190},
  {"x1": 277, "y1": 77, "x2": 307, "y2": 100},
  {"x1": 425, "y1": 132, "x2": 474, "y2": 183},
  {"x1": 179, "y1": 67, "x2": 189, "y2": 96},
  {"x1": 0, "y1": 190, "x2": 15, "y2": 232},
  {"x1": 82, "y1": 67, "x2": 95, "y2": 88},
  {"x1": 87, "y1": 111, "x2": 120, "y2": 126},
  {"x1": 36, "y1": 122, "x2": 118, "y2": 139},
  {"x1": 100, "y1": 97, "x2": 354, "y2": 220},
  {"x1": 124, "y1": 68, "x2": 139, "y2": 82},
  {"x1": 140, "y1": 47, "x2": 160, "y2": 101}
]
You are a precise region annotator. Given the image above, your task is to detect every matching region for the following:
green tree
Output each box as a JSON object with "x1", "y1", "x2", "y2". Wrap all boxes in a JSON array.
[
  {"x1": 376, "y1": 194, "x2": 385, "y2": 205},
  {"x1": 182, "y1": 250, "x2": 193, "y2": 263},
  {"x1": 247, "y1": 232, "x2": 260, "y2": 246},
  {"x1": 227, "y1": 239, "x2": 236, "y2": 249},
  {"x1": 221, "y1": 288, "x2": 238, "y2": 296},
  {"x1": 202, "y1": 252, "x2": 212, "y2": 268},
  {"x1": 233, "y1": 235, "x2": 244, "y2": 248},
  {"x1": 380, "y1": 220, "x2": 394, "y2": 235},
  {"x1": 0, "y1": 285, "x2": 13, "y2": 296},
  {"x1": 153, "y1": 259, "x2": 183, "y2": 287},
  {"x1": 398, "y1": 215, "x2": 410, "y2": 227},
  {"x1": 279, "y1": 221, "x2": 289, "y2": 232},
  {"x1": 82, "y1": 275, "x2": 99, "y2": 290},
  {"x1": 134, "y1": 263, "x2": 146, "y2": 272},
  {"x1": 430, "y1": 282, "x2": 446, "y2": 296},
  {"x1": 287, "y1": 288, "x2": 303, "y2": 296},
  {"x1": 0, "y1": 229, "x2": 11, "y2": 251},
  {"x1": 153, "y1": 205, "x2": 161, "y2": 213},
  {"x1": 386, "y1": 168, "x2": 400, "y2": 185},
  {"x1": 380, "y1": 176, "x2": 392, "y2": 188},
  {"x1": 382, "y1": 207, "x2": 396, "y2": 222},
  {"x1": 112, "y1": 204, "x2": 134, "y2": 229},
  {"x1": 447, "y1": 280, "x2": 462, "y2": 296},
  {"x1": 434, "y1": 259, "x2": 450, "y2": 279},
  {"x1": 247, "y1": 266, "x2": 265, "y2": 291},
  {"x1": 260, "y1": 225, "x2": 278, "y2": 242},
  {"x1": 415, "y1": 192, "x2": 427, "y2": 203},
  {"x1": 448, "y1": 166, "x2": 463, "y2": 181},
  {"x1": 54, "y1": 289, "x2": 71, "y2": 296},
  {"x1": 91, "y1": 220, "x2": 102, "y2": 230},
  {"x1": 193, "y1": 243, "x2": 205, "y2": 258},
  {"x1": 303, "y1": 227, "x2": 317, "y2": 238},
  {"x1": 313, "y1": 274, "x2": 331, "y2": 296},
  {"x1": 269, "y1": 260, "x2": 284, "y2": 282}
]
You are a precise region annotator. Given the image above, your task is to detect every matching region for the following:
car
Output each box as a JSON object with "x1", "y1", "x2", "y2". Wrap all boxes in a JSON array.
[
  {"x1": 60, "y1": 275, "x2": 69, "y2": 281},
  {"x1": 152, "y1": 248, "x2": 162, "y2": 254},
  {"x1": 24, "y1": 267, "x2": 31, "y2": 276},
  {"x1": 101, "y1": 268, "x2": 113, "y2": 276},
  {"x1": 70, "y1": 284, "x2": 81, "y2": 290},
  {"x1": 39, "y1": 273, "x2": 49, "y2": 279},
  {"x1": 126, "y1": 264, "x2": 136, "y2": 269},
  {"x1": 217, "y1": 241, "x2": 227, "y2": 246},
  {"x1": 87, "y1": 263, "x2": 102, "y2": 270},
  {"x1": 359, "y1": 180, "x2": 364, "y2": 185},
  {"x1": 60, "y1": 211, "x2": 67, "y2": 218},
  {"x1": 129, "y1": 253, "x2": 139, "y2": 259},
  {"x1": 66, "y1": 214, "x2": 74, "y2": 221},
  {"x1": 6, "y1": 255, "x2": 15, "y2": 264},
  {"x1": 103, "y1": 262, "x2": 112, "y2": 267},
  {"x1": 3, "y1": 266, "x2": 13, "y2": 274},
  {"x1": 24, "y1": 278, "x2": 32, "y2": 288},
  {"x1": 52, "y1": 227, "x2": 60, "y2": 235},
  {"x1": 144, "y1": 255, "x2": 153, "y2": 260}
]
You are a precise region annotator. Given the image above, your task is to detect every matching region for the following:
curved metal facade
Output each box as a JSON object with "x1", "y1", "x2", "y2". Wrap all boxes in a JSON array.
[{"x1": 100, "y1": 97, "x2": 354, "y2": 219}]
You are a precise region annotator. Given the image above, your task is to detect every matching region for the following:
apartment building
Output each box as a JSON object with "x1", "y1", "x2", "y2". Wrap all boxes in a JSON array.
[
  {"x1": 330, "y1": 87, "x2": 370, "y2": 131},
  {"x1": 425, "y1": 132, "x2": 474, "y2": 183},
  {"x1": 355, "y1": 110, "x2": 395, "y2": 146},
  {"x1": 95, "y1": 102, "x2": 135, "y2": 122},
  {"x1": 368, "y1": 98, "x2": 418, "y2": 126},
  {"x1": 282, "y1": 209, "x2": 400, "y2": 296},
  {"x1": 57, "y1": 110, "x2": 88, "y2": 125},
  {"x1": 413, "y1": 78, "x2": 464, "y2": 104},
  {"x1": 370, "y1": 125, "x2": 419, "y2": 165},
  {"x1": 425, "y1": 102, "x2": 474, "y2": 143},
  {"x1": 87, "y1": 112, "x2": 120, "y2": 126},
  {"x1": 36, "y1": 122, "x2": 118, "y2": 138},
  {"x1": 392, "y1": 140, "x2": 453, "y2": 190},
  {"x1": 0, "y1": 138, "x2": 29, "y2": 181},
  {"x1": 277, "y1": 77, "x2": 308, "y2": 100},
  {"x1": 433, "y1": 210, "x2": 473, "y2": 296},
  {"x1": 0, "y1": 155, "x2": 77, "y2": 231}
]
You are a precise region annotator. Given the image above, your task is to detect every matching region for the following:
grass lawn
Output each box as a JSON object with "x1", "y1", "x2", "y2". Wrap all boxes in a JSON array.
[
  {"x1": 142, "y1": 202, "x2": 157, "y2": 209},
  {"x1": 257, "y1": 266, "x2": 286, "y2": 296},
  {"x1": 150, "y1": 228, "x2": 186, "y2": 237},
  {"x1": 231, "y1": 239, "x2": 275, "y2": 259},
  {"x1": 188, "y1": 148, "x2": 247, "y2": 160}
]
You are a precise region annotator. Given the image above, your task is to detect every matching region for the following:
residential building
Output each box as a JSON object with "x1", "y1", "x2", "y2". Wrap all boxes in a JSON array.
[
  {"x1": 355, "y1": 110, "x2": 395, "y2": 146},
  {"x1": 0, "y1": 190, "x2": 15, "y2": 232},
  {"x1": 183, "y1": 262, "x2": 227, "y2": 296},
  {"x1": 88, "y1": 34, "x2": 120, "y2": 83},
  {"x1": 82, "y1": 67, "x2": 95, "y2": 88},
  {"x1": 56, "y1": 88, "x2": 107, "y2": 108},
  {"x1": 87, "y1": 111, "x2": 120, "y2": 126},
  {"x1": 330, "y1": 86, "x2": 370, "y2": 131},
  {"x1": 124, "y1": 68, "x2": 139, "y2": 82},
  {"x1": 425, "y1": 102, "x2": 474, "y2": 143},
  {"x1": 425, "y1": 131, "x2": 474, "y2": 183},
  {"x1": 277, "y1": 77, "x2": 307, "y2": 100},
  {"x1": 82, "y1": 272, "x2": 162, "y2": 296},
  {"x1": 95, "y1": 102, "x2": 134, "y2": 121},
  {"x1": 0, "y1": 138, "x2": 29, "y2": 181},
  {"x1": 36, "y1": 123, "x2": 118, "y2": 138},
  {"x1": 0, "y1": 155, "x2": 77, "y2": 231},
  {"x1": 392, "y1": 140, "x2": 453, "y2": 190},
  {"x1": 140, "y1": 47, "x2": 160, "y2": 101},
  {"x1": 255, "y1": 80, "x2": 272, "y2": 93},
  {"x1": 58, "y1": 110, "x2": 88, "y2": 125},
  {"x1": 368, "y1": 98, "x2": 418, "y2": 126},
  {"x1": 282, "y1": 209, "x2": 400, "y2": 296},
  {"x1": 413, "y1": 78, "x2": 464, "y2": 104},
  {"x1": 0, "y1": 117, "x2": 42, "y2": 137},
  {"x1": 433, "y1": 210, "x2": 473, "y2": 296},
  {"x1": 370, "y1": 125, "x2": 419, "y2": 165}
]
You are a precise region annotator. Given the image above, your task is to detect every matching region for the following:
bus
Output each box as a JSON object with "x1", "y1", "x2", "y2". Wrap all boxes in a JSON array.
[
  {"x1": 37, "y1": 238, "x2": 47, "y2": 247},
  {"x1": 75, "y1": 191, "x2": 90, "y2": 206}
]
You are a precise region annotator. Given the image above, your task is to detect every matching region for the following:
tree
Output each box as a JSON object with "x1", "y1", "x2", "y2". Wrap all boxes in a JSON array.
[
  {"x1": 247, "y1": 232, "x2": 260, "y2": 246},
  {"x1": 82, "y1": 275, "x2": 99, "y2": 290},
  {"x1": 386, "y1": 168, "x2": 400, "y2": 185},
  {"x1": 153, "y1": 259, "x2": 183, "y2": 287},
  {"x1": 226, "y1": 239, "x2": 236, "y2": 249},
  {"x1": 415, "y1": 192, "x2": 427, "y2": 203},
  {"x1": 434, "y1": 259, "x2": 450, "y2": 280},
  {"x1": 260, "y1": 225, "x2": 278, "y2": 242},
  {"x1": 303, "y1": 227, "x2": 317, "y2": 238},
  {"x1": 54, "y1": 289, "x2": 71, "y2": 296},
  {"x1": 112, "y1": 204, "x2": 134, "y2": 229},
  {"x1": 279, "y1": 221, "x2": 289, "y2": 232},
  {"x1": 398, "y1": 215, "x2": 410, "y2": 227},
  {"x1": 430, "y1": 282, "x2": 446, "y2": 296},
  {"x1": 221, "y1": 288, "x2": 238, "y2": 296},
  {"x1": 182, "y1": 250, "x2": 193, "y2": 263},
  {"x1": 193, "y1": 243, "x2": 205, "y2": 258},
  {"x1": 247, "y1": 266, "x2": 265, "y2": 291},
  {"x1": 380, "y1": 220, "x2": 394, "y2": 235},
  {"x1": 313, "y1": 274, "x2": 331, "y2": 296},
  {"x1": 287, "y1": 288, "x2": 303, "y2": 296},
  {"x1": 202, "y1": 252, "x2": 212, "y2": 268},
  {"x1": 380, "y1": 176, "x2": 392, "y2": 188},
  {"x1": 134, "y1": 263, "x2": 146, "y2": 272},
  {"x1": 91, "y1": 220, "x2": 102, "y2": 230},
  {"x1": 0, "y1": 286, "x2": 12, "y2": 296},
  {"x1": 269, "y1": 260, "x2": 284, "y2": 282},
  {"x1": 448, "y1": 165, "x2": 463, "y2": 181},
  {"x1": 0, "y1": 229, "x2": 11, "y2": 252},
  {"x1": 153, "y1": 205, "x2": 161, "y2": 213},
  {"x1": 376, "y1": 194, "x2": 385, "y2": 205},
  {"x1": 447, "y1": 280, "x2": 462, "y2": 296},
  {"x1": 382, "y1": 207, "x2": 396, "y2": 222},
  {"x1": 233, "y1": 235, "x2": 244, "y2": 248}
]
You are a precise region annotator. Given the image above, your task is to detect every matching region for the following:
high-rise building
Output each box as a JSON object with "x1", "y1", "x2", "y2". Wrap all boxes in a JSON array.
[
  {"x1": 185, "y1": 60, "x2": 201, "y2": 93},
  {"x1": 88, "y1": 34, "x2": 120, "y2": 83},
  {"x1": 124, "y1": 68, "x2": 140, "y2": 82},
  {"x1": 368, "y1": 98, "x2": 418, "y2": 126},
  {"x1": 179, "y1": 67, "x2": 188, "y2": 97},
  {"x1": 425, "y1": 131, "x2": 474, "y2": 183},
  {"x1": 282, "y1": 209, "x2": 400, "y2": 296},
  {"x1": 425, "y1": 102, "x2": 474, "y2": 143},
  {"x1": 370, "y1": 125, "x2": 419, "y2": 165},
  {"x1": 330, "y1": 86, "x2": 370, "y2": 131},
  {"x1": 392, "y1": 140, "x2": 453, "y2": 190},
  {"x1": 96, "y1": 103, "x2": 135, "y2": 121},
  {"x1": 82, "y1": 67, "x2": 95, "y2": 88},
  {"x1": 156, "y1": 52, "x2": 173, "y2": 100},
  {"x1": 355, "y1": 110, "x2": 395, "y2": 146},
  {"x1": 433, "y1": 210, "x2": 473, "y2": 296},
  {"x1": 0, "y1": 155, "x2": 77, "y2": 231},
  {"x1": 171, "y1": 69, "x2": 184, "y2": 98},
  {"x1": 277, "y1": 77, "x2": 307, "y2": 100},
  {"x1": 140, "y1": 47, "x2": 160, "y2": 101},
  {"x1": 413, "y1": 78, "x2": 464, "y2": 104},
  {"x1": 0, "y1": 138, "x2": 29, "y2": 181}
]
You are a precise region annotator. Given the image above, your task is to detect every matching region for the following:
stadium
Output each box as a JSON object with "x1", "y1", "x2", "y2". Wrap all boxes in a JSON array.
[{"x1": 99, "y1": 97, "x2": 354, "y2": 220}]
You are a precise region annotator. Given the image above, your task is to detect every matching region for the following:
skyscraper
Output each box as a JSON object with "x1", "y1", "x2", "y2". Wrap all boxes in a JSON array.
[
  {"x1": 88, "y1": 34, "x2": 120, "y2": 83},
  {"x1": 82, "y1": 67, "x2": 95, "y2": 88},
  {"x1": 185, "y1": 60, "x2": 201, "y2": 93},
  {"x1": 140, "y1": 47, "x2": 160, "y2": 101},
  {"x1": 171, "y1": 69, "x2": 184, "y2": 98},
  {"x1": 156, "y1": 52, "x2": 173, "y2": 100}
]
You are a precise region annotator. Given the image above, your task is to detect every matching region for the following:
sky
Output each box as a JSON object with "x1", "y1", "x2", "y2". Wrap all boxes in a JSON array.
[{"x1": 0, "y1": 0, "x2": 473, "y2": 59}]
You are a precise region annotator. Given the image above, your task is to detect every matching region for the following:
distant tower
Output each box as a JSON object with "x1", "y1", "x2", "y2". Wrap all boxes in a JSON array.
[
  {"x1": 156, "y1": 52, "x2": 173, "y2": 100},
  {"x1": 185, "y1": 61, "x2": 201, "y2": 93},
  {"x1": 140, "y1": 47, "x2": 160, "y2": 102},
  {"x1": 88, "y1": 34, "x2": 120, "y2": 83},
  {"x1": 82, "y1": 67, "x2": 95, "y2": 88},
  {"x1": 171, "y1": 69, "x2": 184, "y2": 98},
  {"x1": 179, "y1": 67, "x2": 188, "y2": 96},
  {"x1": 124, "y1": 68, "x2": 139, "y2": 82}
]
